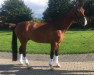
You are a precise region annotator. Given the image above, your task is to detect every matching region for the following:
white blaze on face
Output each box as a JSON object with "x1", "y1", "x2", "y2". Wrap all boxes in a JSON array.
[{"x1": 84, "y1": 17, "x2": 87, "y2": 26}]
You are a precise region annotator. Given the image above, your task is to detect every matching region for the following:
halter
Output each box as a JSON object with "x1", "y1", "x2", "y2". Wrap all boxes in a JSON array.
[
  {"x1": 74, "y1": 8, "x2": 93, "y2": 44},
  {"x1": 74, "y1": 8, "x2": 94, "y2": 44},
  {"x1": 74, "y1": 7, "x2": 85, "y2": 25}
]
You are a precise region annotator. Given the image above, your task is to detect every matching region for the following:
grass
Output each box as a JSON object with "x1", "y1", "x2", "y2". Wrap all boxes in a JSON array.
[{"x1": 0, "y1": 29, "x2": 94, "y2": 54}]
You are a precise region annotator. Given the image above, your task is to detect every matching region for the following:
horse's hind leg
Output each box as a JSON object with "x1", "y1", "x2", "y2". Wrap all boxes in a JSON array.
[
  {"x1": 19, "y1": 46, "x2": 23, "y2": 65},
  {"x1": 20, "y1": 40, "x2": 30, "y2": 69},
  {"x1": 49, "y1": 43, "x2": 55, "y2": 70}
]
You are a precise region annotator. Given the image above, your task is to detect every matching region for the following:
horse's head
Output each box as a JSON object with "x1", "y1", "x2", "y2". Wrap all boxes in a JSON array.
[{"x1": 73, "y1": 1, "x2": 87, "y2": 26}]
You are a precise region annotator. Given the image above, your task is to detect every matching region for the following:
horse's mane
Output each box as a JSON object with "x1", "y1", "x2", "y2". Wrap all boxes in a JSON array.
[
  {"x1": 46, "y1": 8, "x2": 74, "y2": 23},
  {"x1": 46, "y1": 8, "x2": 74, "y2": 24}
]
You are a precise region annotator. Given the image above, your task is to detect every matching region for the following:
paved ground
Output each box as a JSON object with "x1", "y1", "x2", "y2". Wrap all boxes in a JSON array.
[{"x1": 0, "y1": 52, "x2": 94, "y2": 75}]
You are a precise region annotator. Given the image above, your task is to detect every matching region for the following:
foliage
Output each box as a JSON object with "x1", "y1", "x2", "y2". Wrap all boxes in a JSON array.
[
  {"x1": 84, "y1": 0, "x2": 94, "y2": 17},
  {"x1": 1, "y1": 0, "x2": 33, "y2": 24},
  {"x1": 32, "y1": 18, "x2": 44, "y2": 23},
  {"x1": 43, "y1": 0, "x2": 94, "y2": 26},
  {"x1": 43, "y1": 0, "x2": 73, "y2": 21},
  {"x1": 84, "y1": 0, "x2": 94, "y2": 25}
]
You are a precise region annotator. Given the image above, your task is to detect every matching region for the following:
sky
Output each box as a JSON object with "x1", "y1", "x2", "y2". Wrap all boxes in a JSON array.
[{"x1": 0, "y1": 0, "x2": 48, "y2": 18}]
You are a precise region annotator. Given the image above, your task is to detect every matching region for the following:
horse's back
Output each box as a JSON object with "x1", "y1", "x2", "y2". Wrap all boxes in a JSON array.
[
  {"x1": 15, "y1": 21, "x2": 49, "y2": 42},
  {"x1": 15, "y1": 21, "x2": 46, "y2": 31}
]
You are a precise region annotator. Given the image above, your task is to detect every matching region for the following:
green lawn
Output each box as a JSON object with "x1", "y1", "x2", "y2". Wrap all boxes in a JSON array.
[{"x1": 0, "y1": 29, "x2": 94, "y2": 54}]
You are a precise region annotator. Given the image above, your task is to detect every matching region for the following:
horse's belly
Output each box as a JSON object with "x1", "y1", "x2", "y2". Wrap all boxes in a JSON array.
[
  {"x1": 30, "y1": 34, "x2": 50, "y2": 43},
  {"x1": 31, "y1": 38, "x2": 49, "y2": 43}
]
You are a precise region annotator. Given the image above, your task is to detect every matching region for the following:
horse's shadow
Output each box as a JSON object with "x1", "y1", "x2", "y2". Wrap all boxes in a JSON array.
[{"x1": 0, "y1": 64, "x2": 94, "y2": 75}]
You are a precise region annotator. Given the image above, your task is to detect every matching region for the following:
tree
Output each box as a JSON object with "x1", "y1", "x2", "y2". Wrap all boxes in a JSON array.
[
  {"x1": 84, "y1": 0, "x2": 94, "y2": 25},
  {"x1": 43, "y1": 0, "x2": 73, "y2": 21},
  {"x1": 1, "y1": 0, "x2": 33, "y2": 24},
  {"x1": 32, "y1": 17, "x2": 44, "y2": 23}
]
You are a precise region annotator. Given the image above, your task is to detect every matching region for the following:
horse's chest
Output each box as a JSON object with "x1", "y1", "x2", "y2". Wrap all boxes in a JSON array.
[{"x1": 54, "y1": 31, "x2": 65, "y2": 42}]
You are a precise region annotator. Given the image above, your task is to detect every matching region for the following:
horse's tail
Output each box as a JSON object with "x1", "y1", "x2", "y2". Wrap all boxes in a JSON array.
[{"x1": 12, "y1": 27, "x2": 17, "y2": 61}]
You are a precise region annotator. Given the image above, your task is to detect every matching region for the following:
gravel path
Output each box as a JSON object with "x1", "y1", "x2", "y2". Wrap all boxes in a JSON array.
[{"x1": 0, "y1": 52, "x2": 94, "y2": 75}]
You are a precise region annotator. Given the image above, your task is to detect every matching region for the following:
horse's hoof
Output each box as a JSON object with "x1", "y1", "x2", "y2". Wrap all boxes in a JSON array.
[
  {"x1": 50, "y1": 68, "x2": 55, "y2": 71},
  {"x1": 20, "y1": 63, "x2": 24, "y2": 65},
  {"x1": 49, "y1": 64, "x2": 54, "y2": 71},
  {"x1": 19, "y1": 61, "x2": 24, "y2": 65},
  {"x1": 55, "y1": 64, "x2": 61, "y2": 68},
  {"x1": 27, "y1": 67, "x2": 31, "y2": 69}
]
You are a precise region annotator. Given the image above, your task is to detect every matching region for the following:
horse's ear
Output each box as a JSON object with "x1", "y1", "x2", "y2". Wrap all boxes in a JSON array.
[
  {"x1": 81, "y1": 2, "x2": 84, "y2": 7},
  {"x1": 75, "y1": 0, "x2": 84, "y2": 8}
]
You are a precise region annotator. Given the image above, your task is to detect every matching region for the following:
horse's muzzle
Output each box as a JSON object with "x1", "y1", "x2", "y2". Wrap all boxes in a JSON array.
[{"x1": 83, "y1": 17, "x2": 87, "y2": 26}]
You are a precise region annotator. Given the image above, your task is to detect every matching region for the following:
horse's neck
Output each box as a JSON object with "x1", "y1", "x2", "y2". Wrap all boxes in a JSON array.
[{"x1": 56, "y1": 9, "x2": 74, "y2": 31}]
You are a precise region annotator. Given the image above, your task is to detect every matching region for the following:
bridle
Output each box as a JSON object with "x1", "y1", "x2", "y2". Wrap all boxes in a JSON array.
[
  {"x1": 73, "y1": 7, "x2": 94, "y2": 45},
  {"x1": 74, "y1": 8, "x2": 85, "y2": 25}
]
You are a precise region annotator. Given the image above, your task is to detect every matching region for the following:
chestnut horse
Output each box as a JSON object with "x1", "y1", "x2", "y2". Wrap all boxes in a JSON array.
[{"x1": 12, "y1": 2, "x2": 87, "y2": 70}]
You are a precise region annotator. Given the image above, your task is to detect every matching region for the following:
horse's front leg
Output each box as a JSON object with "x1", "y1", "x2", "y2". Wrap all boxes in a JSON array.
[
  {"x1": 49, "y1": 49, "x2": 54, "y2": 70},
  {"x1": 49, "y1": 43, "x2": 60, "y2": 70},
  {"x1": 55, "y1": 50, "x2": 61, "y2": 68}
]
